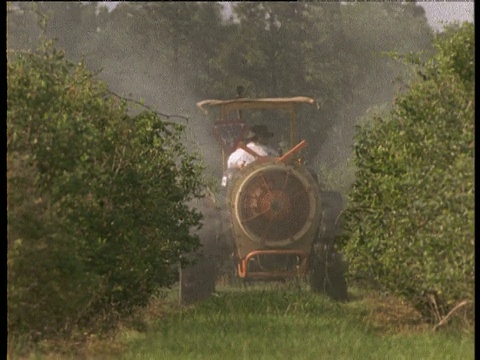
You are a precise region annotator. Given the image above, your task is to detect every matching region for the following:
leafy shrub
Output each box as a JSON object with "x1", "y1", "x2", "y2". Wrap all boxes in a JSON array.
[
  {"x1": 339, "y1": 23, "x2": 474, "y2": 324},
  {"x1": 7, "y1": 40, "x2": 207, "y2": 340}
]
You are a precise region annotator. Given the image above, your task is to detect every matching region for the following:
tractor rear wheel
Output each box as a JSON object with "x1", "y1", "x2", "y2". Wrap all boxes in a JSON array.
[{"x1": 309, "y1": 246, "x2": 348, "y2": 302}]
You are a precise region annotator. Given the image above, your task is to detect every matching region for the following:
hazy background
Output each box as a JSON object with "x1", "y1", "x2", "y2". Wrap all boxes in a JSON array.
[
  {"x1": 419, "y1": 1, "x2": 474, "y2": 31},
  {"x1": 99, "y1": 1, "x2": 475, "y2": 31},
  {"x1": 7, "y1": 1, "x2": 475, "y2": 192}
]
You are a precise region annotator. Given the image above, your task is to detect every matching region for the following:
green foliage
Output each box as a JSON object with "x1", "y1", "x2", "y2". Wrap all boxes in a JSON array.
[
  {"x1": 339, "y1": 23, "x2": 474, "y2": 322},
  {"x1": 7, "y1": 40, "x2": 207, "y2": 340},
  {"x1": 317, "y1": 160, "x2": 356, "y2": 194}
]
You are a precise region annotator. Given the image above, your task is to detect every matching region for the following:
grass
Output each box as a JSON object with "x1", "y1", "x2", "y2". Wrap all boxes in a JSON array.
[
  {"x1": 9, "y1": 283, "x2": 474, "y2": 360},
  {"x1": 114, "y1": 283, "x2": 473, "y2": 360}
]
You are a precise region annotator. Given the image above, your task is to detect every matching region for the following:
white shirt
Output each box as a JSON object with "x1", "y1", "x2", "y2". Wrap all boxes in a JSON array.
[{"x1": 227, "y1": 141, "x2": 279, "y2": 169}]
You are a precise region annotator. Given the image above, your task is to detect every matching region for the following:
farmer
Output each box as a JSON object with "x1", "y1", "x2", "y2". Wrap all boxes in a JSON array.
[{"x1": 227, "y1": 125, "x2": 279, "y2": 169}]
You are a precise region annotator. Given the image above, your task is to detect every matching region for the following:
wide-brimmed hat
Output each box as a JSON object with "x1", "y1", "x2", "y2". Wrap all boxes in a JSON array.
[{"x1": 245, "y1": 125, "x2": 274, "y2": 141}]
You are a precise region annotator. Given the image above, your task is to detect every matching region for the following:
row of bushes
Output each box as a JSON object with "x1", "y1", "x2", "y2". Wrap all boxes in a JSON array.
[
  {"x1": 7, "y1": 40, "x2": 208, "y2": 340},
  {"x1": 339, "y1": 22, "x2": 474, "y2": 324}
]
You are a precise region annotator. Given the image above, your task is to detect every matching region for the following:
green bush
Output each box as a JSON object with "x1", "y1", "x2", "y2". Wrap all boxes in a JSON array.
[
  {"x1": 339, "y1": 23, "x2": 474, "y2": 323},
  {"x1": 7, "y1": 41, "x2": 207, "y2": 340}
]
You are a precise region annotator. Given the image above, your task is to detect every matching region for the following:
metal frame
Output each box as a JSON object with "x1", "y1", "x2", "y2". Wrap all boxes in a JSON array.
[
  {"x1": 197, "y1": 97, "x2": 317, "y2": 149},
  {"x1": 198, "y1": 96, "x2": 318, "y2": 282},
  {"x1": 237, "y1": 249, "x2": 310, "y2": 280}
]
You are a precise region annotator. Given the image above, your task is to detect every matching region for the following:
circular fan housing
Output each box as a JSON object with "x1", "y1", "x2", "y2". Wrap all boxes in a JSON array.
[{"x1": 231, "y1": 162, "x2": 319, "y2": 247}]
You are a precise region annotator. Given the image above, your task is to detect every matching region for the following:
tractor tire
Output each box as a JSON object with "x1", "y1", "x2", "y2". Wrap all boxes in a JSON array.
[
  {"x1": 310, "y1": 256, "x2": 327, "y2": 294},
  {"x1": 309, "y1": 247, "x2": 348, "y2": 302},
  {"x1": 326, "y1": 253, "x2": 348, "y2": 302},
  {"x1": 319, "y1": 190, "x2": 344, "y2": 242}
]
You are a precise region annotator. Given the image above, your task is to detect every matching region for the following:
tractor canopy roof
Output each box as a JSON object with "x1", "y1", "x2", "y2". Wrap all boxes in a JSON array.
[{"x1": 196, "y1": 97, "x2": 316, "y2": 116}]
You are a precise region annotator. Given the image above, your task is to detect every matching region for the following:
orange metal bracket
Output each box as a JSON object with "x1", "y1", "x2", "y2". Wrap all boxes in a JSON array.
[
  {"x1": 278, "y1": 140, "x2": 306, "y2": 163},
  {"x1": 237, "y1": 249, "x2": 309, "y2": 279}
]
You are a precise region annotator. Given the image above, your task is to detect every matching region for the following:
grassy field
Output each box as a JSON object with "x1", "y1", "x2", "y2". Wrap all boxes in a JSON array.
[{"x1": 10, "y1": 283, "x2": 474, "y2": 360}]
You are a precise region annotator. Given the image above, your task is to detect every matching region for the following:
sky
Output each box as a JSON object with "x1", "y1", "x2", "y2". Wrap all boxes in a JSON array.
[
  {"x1": 417, "y1": 1, "x2": 474, "y2": 31},
  {"x1": 99, "y1": 1, "x2": 474, "y2": 32}
]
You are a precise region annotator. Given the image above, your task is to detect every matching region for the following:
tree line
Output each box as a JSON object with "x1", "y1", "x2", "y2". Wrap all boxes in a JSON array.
[{"x1": 7, "y1": 1, "x2": 434, "y2": 179}]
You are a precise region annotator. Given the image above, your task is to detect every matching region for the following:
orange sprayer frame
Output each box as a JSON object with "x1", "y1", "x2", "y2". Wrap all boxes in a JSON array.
[
  {"x1": 237, "y1": 249, "x2": 310, "y2": 280},
  {"x1": 237, "y1": 139, "x2": 307, "y2": 164}
]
